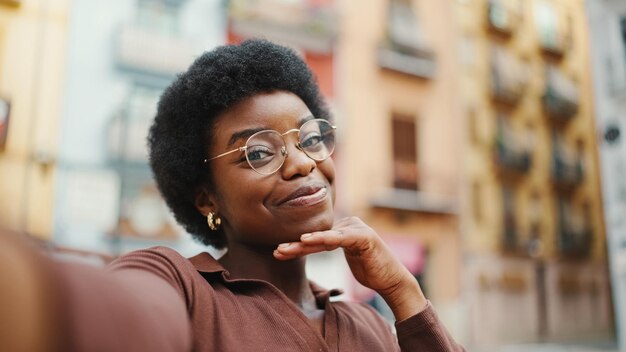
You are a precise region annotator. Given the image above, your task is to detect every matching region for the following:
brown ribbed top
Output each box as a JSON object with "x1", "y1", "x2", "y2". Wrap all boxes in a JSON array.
[{"x1": 94, "y1": 246, "x2": 464, "y2": 352}]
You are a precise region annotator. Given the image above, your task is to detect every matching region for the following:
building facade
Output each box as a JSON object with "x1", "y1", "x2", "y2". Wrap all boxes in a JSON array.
[
  {"x1": 0, "y1": 0, "x2": 69, "y2": 239},
  {"x1": 53, "y1": 0, "x2": 225, "y2": 256},
  {"x1": 339, "y1": 0, "x2": 611, "y2": 348},
  {"x1": 457, "y1": 0, "x2": 610, "y2": 347}
]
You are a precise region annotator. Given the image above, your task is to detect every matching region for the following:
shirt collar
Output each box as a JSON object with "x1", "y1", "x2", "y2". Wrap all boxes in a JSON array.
[
  {"x1": 187, "y1": 251, "x2": 344, "y2": 298},
  {"x1": 188, "y1": 252, "x2": 225, "y2": 274}
]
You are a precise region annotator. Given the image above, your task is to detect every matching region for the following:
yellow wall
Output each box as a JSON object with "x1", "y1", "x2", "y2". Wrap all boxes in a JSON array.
[
  {"x1": 0, "y1": 0, "x2": 69, "y2": 239},
  {"x1": 459, "y1": 0, "x2": 606, "y2": 262}
]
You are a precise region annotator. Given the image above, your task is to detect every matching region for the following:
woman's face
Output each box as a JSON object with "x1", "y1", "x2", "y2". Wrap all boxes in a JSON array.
[{"x1": 203, "y1": 91, "x2": 336, "y2": 248}]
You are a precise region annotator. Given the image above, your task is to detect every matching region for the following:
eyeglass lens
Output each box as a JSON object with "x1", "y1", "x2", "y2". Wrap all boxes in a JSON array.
[{"x1": 245, "y1": 119, "x2": 335, "y2": 175}]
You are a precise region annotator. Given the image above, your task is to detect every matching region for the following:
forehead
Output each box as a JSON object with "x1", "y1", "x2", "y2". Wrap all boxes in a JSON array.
[{"x1": 214, "y1": 91, "x2": 312, "y2": 134}]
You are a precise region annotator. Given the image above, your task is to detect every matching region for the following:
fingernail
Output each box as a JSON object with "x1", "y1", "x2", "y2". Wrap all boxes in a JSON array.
[
  {"x1": 278, "y1": 243, "x2": 291, "y2": 248},
  {"x1": 301, "y1": 233, "x2": 312, "y2": 239}
]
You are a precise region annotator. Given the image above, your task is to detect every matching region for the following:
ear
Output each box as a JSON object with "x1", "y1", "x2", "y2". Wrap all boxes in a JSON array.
[{"x1": 195, "y1": 187, "x2": 219, "y2": 217}]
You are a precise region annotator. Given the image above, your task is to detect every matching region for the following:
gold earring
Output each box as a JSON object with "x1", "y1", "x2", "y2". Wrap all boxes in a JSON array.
[{"x1": 207, "y1": 212, "x2": 221, "y2": 231}]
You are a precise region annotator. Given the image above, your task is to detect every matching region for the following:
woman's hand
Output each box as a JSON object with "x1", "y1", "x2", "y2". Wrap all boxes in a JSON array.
[{"x1": 273, "y1": 216, "x2": 427, "y2": 321}]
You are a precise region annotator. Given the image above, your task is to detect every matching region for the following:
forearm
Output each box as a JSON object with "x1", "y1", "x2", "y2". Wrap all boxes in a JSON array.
[
  {"x1": 60, "y1": 265, "x2": 191, "y2": 352},
  {"x1": 0, "y1": 231, "x2": 192, "y2": 352},
  {"x1": 0, "y1": 231, "x2": 65, "y2": 352}
]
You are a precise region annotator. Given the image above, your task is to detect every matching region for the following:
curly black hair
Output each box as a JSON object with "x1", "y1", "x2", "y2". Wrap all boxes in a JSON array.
[{"x1": 148, "y1": 39, "x2": 331, "y2": 249}]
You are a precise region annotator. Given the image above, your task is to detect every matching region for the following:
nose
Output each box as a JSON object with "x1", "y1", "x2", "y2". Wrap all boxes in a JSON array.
[{"x1": 280, "y1": 140, "x2": 316, "y2": 180}]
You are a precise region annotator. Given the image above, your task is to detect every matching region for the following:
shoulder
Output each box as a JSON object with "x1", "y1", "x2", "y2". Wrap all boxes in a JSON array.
[
  {"x1": 107, "y1": 246, "x2": 203, "y2": 294},
  {"x1": 109, "y1": 246, "x2": 192, "y2": 272}
]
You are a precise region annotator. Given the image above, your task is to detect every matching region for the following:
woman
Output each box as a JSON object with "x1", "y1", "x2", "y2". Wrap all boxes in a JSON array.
[{"x1": 0, "y1": 39, "x2": 464, "y2": 352}]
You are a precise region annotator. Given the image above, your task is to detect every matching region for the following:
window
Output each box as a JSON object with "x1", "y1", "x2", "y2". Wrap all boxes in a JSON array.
[{"x1": 391, "y1": 115, "x2": 418, "y2": 190}]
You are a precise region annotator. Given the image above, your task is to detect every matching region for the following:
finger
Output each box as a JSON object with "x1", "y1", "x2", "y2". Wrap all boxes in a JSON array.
[
  {"x1": 277, "y1": 242, "x2": 339, "y2": 255},
  {"x1": 273, "y1": 243, "x2": 336, "y2": 260},
  {"x1": 300, "y1": 229, "x2": 361, "y2": 249}
]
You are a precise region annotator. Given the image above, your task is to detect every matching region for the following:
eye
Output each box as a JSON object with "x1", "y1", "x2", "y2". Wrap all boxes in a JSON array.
[
  {"x1": 300, "y1": 132, "x2": 323, "y2": 149},
  {"x1": 246, "y1": 145, "x2": 275, "y2": 164}
]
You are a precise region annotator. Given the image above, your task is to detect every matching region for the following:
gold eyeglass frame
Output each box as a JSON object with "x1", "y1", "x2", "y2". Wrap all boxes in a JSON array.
[{"x1": 203, "y1": 118, "x2": 337, "y2": 175}]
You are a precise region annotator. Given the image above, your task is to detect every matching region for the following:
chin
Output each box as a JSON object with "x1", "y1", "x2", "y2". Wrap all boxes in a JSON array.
[{"x1": 303, "y1": 209, "x2": 335, "y2": 234}]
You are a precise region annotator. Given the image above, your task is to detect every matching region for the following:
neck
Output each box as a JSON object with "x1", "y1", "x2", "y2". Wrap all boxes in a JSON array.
[{"x1": 218, "y1": 243, "x2": 317, "y2": 310}]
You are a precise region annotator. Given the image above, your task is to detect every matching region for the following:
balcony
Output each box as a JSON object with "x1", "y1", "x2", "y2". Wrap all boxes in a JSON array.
[
  {"x1": 378, "y1": 0, "x2": 436, "y2": 79},
  {"x1": 543, "y1": 92, "x2": 578, "y2": 121},
  {"x1": 539, "y1": 32, "x2": 568, "y2": 59},
  {"x1": 490, "y1": 46, "x2": 527, "y2": 106},
  {"x1": 535, "y1": 1, "x2": 569, "y2": 59},
  {"x1": 370, "y1": 189, "x2": 457, "y2": 215},
  {"x1": 542, "y1": 66, "x2": 579, "y2": 122},
  {"x1": 494, "y1": 120, "x2": 533, "y2": 176},
  {"x1": 115, "y1": 24, "x2": 197, "y2": 78},
  {"x1": 378, "y1": 44, "x2": 436, "y2": 79},
  {"x1": 558, "y1": 228, "x2": 592, "y2": 259},
  {"x1": 557, "y1": 199, "x2": 593, "y2": 260},
  {"x1": 495, "y1": 144, "x2": 531, "y2": 174},
  {"x1": 229, "y1": 0, "x2": 338, "y2": 54},
  {"x1": 486, "y1": 0, "x2": 519, "y2": 37},
  {"x1": 552, "y1": 154, "x2": 584, "y2": 188}
]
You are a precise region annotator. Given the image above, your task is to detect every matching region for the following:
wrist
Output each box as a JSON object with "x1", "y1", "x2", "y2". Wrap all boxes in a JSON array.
[{"x1": 378, "y1": 273, "x2": 428, "y2": 322}]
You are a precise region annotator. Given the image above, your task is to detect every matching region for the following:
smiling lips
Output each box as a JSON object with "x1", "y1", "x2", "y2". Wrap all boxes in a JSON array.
[{"x1": 278, "y1": 183, "x2": 328, "y2": 207}]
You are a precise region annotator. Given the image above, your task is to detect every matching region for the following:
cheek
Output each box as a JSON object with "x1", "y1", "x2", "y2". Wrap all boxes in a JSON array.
[
  {"x1": 318, "y1": 159, "x2": 335, "y2": 184},
  {"x1": 213, "y1": 168, "x2": 269, "y2": 217}
]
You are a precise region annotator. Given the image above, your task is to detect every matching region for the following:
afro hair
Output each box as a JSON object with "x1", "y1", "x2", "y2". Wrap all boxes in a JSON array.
[{"x1": 148, "y1": 39, "x2": 330, "y2": 249}]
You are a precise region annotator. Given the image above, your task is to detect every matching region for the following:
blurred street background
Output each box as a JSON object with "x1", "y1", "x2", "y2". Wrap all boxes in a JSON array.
[{"x1": 1, "y1": 0, "x2": 626, "y2": 350}]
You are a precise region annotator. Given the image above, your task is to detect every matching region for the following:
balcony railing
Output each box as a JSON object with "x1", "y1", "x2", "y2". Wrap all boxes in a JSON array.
[
  {"x1": 542, "y1": 66, "x2": 579, "y2": 121},
  {"x1": 543, "y1": 92, "x2": 578, "y2": 121},
  {"x1": 115, "y1": 24, "x2": 197, "y2": 77},
  {"x1": 558, "y1": 228, "x2": 592, "y2": 259},
  {"x1": 486, "y1": 0, "x2": 519, "y2": 37},
  {"x1": 229, "y1": 0, "x2": 338, "y2": 53},
  {"x1": 495, "y1": 143, "x2": 532, "y2": 173},
  {"x1": 377, "y1": 0, "x2": 436, "y2": 78},
  {"x1": 377, "y1": 43, "x2": 436, "y2": 79},
  {"x1": 539, "y1": 31, "x2": 568, "y2": 58},
  {"x1": 552, "y1": 155, "x2": 584, "y2": 187},
  {"x1": 490, "y1": 46, "x2": 527, "y2": 105}
]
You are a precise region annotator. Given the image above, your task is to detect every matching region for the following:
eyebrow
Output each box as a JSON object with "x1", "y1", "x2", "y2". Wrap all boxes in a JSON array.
[
  {"x1": 226, "y1": 115, "x2": 316, "y2": 147},
  {"x1": 227, "y1": 127, "x2": 265, "y2": 147}
]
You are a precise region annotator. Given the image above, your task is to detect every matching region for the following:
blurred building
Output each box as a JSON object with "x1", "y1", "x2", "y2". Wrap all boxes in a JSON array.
[
  {"x1": 338, "y1": 0, "x2": 611, "y2": 348},
  {"x1": 52, "y1": 0, "x2": 225, "y2": 256},
  {"x1": 0, "y1": 0, "x2": 615, "y2": 349},
  {"x1": 457, "y1": 0, "x2": 610, "y2": 347},
  {"x1": 0, "y1": 0, "x2": 69, "y2": 239},
  {"x1": 338, "y1": 0, "x2": 463, "y2": 329},
  {"x1": 586, "y1": 1, "x2": 626, "y2": 350}
]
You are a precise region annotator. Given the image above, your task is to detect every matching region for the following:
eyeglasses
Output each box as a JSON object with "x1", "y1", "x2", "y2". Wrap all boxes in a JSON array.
[{"x1": 204, "y1": 119, "x2": 337, "y2": 175}]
